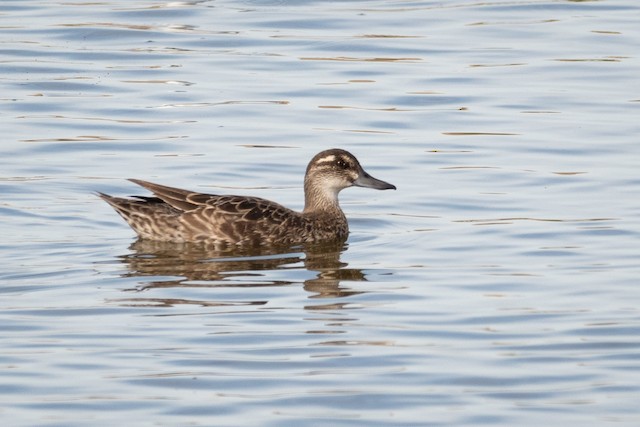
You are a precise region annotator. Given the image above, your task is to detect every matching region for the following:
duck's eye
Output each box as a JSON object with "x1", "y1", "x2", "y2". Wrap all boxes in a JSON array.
[{"x1": 336, "y1": 159, "x2": 349, "y2": 169}]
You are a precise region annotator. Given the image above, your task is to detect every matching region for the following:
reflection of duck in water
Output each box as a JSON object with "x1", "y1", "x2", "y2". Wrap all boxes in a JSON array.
[
  {"x1": 98, "y1": 149, "x2": 395, "y2": 247},
  {"x1": 116, "y1": 239, "x2": 368, "y2": 308}
]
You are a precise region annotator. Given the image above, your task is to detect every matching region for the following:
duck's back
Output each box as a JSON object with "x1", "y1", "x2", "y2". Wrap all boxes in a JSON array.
[{"x1": 100, "y1": 185, "x2": 347, "y2": 245}]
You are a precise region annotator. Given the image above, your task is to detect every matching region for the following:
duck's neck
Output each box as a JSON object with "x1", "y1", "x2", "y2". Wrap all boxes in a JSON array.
[{"x1": 303, "y1": 179, "x2": 343, "y2": 216}]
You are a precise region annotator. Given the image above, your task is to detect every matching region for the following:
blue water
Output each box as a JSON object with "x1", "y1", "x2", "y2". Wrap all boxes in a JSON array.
[{"x1": 1, "y1": 0, "x2": 640, "y2": 425}]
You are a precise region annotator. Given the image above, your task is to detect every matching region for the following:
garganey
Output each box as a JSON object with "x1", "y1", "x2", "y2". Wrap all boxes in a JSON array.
[{"x1": 99, "y1": 148, "x2": 395, "y2": 246}]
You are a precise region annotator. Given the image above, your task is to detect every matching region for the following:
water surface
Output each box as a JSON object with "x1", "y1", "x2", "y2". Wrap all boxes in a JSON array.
[{"x1": 1, "y1": 0, "x2": 640, "y2": 425}]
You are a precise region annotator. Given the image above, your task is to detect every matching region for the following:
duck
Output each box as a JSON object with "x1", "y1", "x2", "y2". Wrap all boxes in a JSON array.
[{"x1": 98, "y1": 148, "x2": 395, "y2": 246}]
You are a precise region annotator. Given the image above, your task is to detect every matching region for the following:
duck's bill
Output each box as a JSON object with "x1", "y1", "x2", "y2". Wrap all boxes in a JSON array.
[{"x1": 354, "y1": 170, "x2": 396, "y2": 190}]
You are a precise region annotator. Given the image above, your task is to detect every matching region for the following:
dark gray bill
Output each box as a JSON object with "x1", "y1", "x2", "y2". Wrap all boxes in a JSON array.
[{"x1": 354, "y1": 169, "x2": 396, "y2": 190}]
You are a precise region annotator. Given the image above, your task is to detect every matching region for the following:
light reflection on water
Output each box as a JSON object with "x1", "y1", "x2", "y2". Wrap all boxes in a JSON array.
[
  {"x1": 112, "y1": 240, "x2": 367, "y2": 307},
  {"x1": 2, "y1": 0, "x2": 640, "y2": 425}
]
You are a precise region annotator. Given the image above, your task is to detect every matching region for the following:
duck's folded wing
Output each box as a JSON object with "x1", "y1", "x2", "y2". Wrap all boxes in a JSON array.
[
  {"x1": 129, "y1": 179, "x2": 213, "y2": 212},
  {"x1": 181, "y1": 196, "x2": 303, "y2": 243}
]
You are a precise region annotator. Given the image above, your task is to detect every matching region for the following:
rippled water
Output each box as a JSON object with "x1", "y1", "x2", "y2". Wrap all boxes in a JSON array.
[{"x1": 2, "y1": 0, "x2": 640, "y2": 425}]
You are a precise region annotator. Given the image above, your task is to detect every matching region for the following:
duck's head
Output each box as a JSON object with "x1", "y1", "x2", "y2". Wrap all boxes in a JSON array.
[{"x1": 303, "y1": 148, "x2": 395, "y2": 212}]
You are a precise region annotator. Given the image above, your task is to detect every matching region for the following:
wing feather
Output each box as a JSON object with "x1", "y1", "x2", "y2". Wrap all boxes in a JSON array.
[
  {"x1": 110, "y1": 180, "x2": 310, "y2": 244},
  {"x1": 129, "y1": 179, "x2": 202, "y2": 212}
]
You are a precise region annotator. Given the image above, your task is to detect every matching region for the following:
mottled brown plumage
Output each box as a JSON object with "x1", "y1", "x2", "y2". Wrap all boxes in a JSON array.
[{"x1": 98, "y1": 148, "x2": 395, "y2": 246}]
